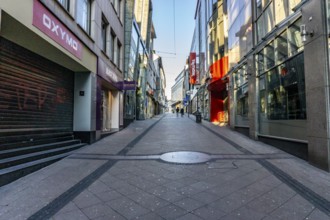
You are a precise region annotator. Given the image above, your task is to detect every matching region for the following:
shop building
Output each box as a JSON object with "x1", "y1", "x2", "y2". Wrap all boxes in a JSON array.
[
  {"x1": 188, "y1": 0, "x2": 330, "y2": 171},
  {"x1": 153, "y1": 55, "x2": 167, "y2": 115},
  {"x1": 171, "y1": 70, "x2": 185, "y2": 110},
  {"x1": 124, "y1": 0, "x2": 161, "y2": 121},
  {"x1": 226, "y1": 0, "x2": 330, "y2": 171},
  {"x1": 0, "y1": 0, "x2": 124, "y2": 144}
]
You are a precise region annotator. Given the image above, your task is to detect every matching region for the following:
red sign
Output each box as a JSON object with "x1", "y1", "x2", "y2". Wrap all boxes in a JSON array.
[
  {"x1": 33, "y1": 0, "x2": 82, "y2": 59},
  {"x1": 210, "y1": 56, "x2": 228, "y2": 82},
  {"x1": 189, "y1": 52, "x2": 196, "y2": 84}
]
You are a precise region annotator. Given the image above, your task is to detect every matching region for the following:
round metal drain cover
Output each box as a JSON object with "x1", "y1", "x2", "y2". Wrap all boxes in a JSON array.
[{"x1": 160, "y1": 151, "x2": 211, "y2": 164}]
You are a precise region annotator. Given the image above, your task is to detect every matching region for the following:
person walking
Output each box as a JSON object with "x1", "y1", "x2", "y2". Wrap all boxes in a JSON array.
[
  {"x1": 180, "y1": 108, "x2": 184, "y2": 117},
  {"x1": 176, "y1": 107, "x2": 179, "y2": 117}
]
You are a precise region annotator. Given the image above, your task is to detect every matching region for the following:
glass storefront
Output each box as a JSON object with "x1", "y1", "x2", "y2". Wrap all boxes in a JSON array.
[
  {"x1": 124, "y1": 25, "x2": 139, "y2": 121},
  {"x1": 257, "y1": 18, "x2": 306, "y2": 140},
  {"x1": 233, "y1": 64, "x2": 249, "y2": 126}
]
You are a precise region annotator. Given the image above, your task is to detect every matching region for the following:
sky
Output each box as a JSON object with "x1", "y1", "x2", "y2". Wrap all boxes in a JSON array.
[{"x1": 152, "y1": 0, "x2": 197, "y2": 100}]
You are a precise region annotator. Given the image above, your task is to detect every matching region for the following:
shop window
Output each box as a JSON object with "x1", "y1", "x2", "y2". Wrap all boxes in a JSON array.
[
  {"x1": 259, "y1": 76, "x2": 266, "y2": 113},
  {"x1": 236, "y1": 85, "x2": 249, "y2": 117},
  {"x1": 265, "y1": 53, "x2": 306, "y2": 120},
  {"x1": 57, "y1": 0, "x2": 69, "y2": 10},
  {"x1": 275, "y1": 31, "x2": 288, "y2": 64},
  {"x1": 76, "y1": 0, "x2": 91, "y2": 34}
]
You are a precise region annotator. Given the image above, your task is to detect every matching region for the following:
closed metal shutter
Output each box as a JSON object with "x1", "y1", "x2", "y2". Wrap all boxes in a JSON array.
[{"x1": 0, "y1": 37, "x2": 74, "y2": 134}]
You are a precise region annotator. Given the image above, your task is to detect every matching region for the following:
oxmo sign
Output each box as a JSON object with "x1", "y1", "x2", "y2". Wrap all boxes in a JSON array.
[{"x1": 33, "y1": 0, "x2": 82, "y2": 59}]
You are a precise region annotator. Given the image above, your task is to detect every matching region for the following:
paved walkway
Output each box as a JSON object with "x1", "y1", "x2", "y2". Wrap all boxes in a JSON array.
[{"x1": 1, "y1": 113, "x2": 330, "y2": 220}]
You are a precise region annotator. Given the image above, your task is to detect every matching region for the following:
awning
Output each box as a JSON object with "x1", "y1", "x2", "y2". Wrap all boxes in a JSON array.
[{"x1": 207, "y1": 78, "x2": 227, "y2": 92}]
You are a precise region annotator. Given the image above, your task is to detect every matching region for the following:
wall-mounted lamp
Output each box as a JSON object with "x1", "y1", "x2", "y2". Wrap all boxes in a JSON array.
[{"x1": 300, "y1": 24, "x2": 314, "y2": 42}]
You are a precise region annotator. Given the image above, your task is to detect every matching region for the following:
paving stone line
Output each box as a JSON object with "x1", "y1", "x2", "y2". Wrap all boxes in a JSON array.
[
  {"x1": 258, "y1": 159, "x2": 330, "y2": 216},
  {"x1": 27, "y1": 116, "x2": 165, "y2": 220},
  {"x1": 196, "y1": 117, "x2": 330, "y2": 217}
]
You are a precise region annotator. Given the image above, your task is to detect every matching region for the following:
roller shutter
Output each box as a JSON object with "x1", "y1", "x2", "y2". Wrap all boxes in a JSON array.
[{"x1": 0, "y1": 37, "x2": 74, "y2": 134}]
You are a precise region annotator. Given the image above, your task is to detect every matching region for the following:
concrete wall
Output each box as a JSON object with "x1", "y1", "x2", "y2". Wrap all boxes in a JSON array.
[{"x1": 303, "y1": 0, "x2": 330, "y2": 171}]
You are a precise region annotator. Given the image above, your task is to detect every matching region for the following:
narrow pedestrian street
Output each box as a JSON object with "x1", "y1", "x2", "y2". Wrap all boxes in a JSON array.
[{"x1": 1, "y1": 114, "x2": 330, "y2": 220}]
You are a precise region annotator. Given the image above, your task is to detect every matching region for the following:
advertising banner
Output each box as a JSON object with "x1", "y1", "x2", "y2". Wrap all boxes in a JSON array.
[{"x1": 189, "y1": 52, "x2": 196, "y2": 84}]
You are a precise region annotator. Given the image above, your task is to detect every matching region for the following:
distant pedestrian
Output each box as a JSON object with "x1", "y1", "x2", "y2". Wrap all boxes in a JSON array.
[
  {"x1": 180, "y1": 108, "x2": 184, "y2": 117},
  {"x1": 176, "y1": 107, "x2": 179, "y2": 117}
]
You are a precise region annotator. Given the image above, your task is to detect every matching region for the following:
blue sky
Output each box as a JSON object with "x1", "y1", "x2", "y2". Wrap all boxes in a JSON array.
[{"x1": 152, "y1": 0, "x2": 197, "y2": 99}]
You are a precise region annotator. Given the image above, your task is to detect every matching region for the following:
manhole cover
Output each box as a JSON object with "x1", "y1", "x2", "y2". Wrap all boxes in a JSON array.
[{"x1": 160, "y1": 151, "x2": 211, "y2": 164}]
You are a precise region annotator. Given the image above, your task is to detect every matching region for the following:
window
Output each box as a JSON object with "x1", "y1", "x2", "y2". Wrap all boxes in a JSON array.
[
  {"x1": 76, "y1": 0, "x2": 91, "y2": 34},
  {"x1": 275, "y1": 0, "x2": 289, "y2": 24},
  {"x1": 101, "y1": 16, "x2": 108, "y2": 53},
  {"x1": 256, "y1": 51, "x2": 264, "y2": 75},
  {"x1": 261, "y1": 53, "x2": 305, "y2": 120},
  {"x1": 289, "y1": 0, "x2": 301, "y2": 9},
  {"x1": 110, "y1": 30, "x2": 116, "y2": 61},
  {"x1": 288, "y1": 18, "x2": 303, "y2": 56},
  {"x1": 236, "y1": 85, "x2": 249, "y2": 117},
  {"x1": 118, "y1": 0, "x2": 123, "y2": 21},
  {"x1": 275, "y1": 31, "x2": 288, "y2": 64},
  {"x1": 58, "y1": 0, "x2": 69, "y2": 10},
  {"x1": 234, "y1": 64, "x2": 249, "y2": 118},
  {"x1": 117, "y1": 41, "x2": 122, "y2": 69},
  {"x1": 264, "y1": 41, "x2": 275, "y2": 70}
]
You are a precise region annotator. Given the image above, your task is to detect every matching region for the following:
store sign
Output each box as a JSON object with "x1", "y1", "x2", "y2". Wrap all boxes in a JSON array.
[
  {"x1": 98, "y1": 58, "x2": 123, "y2": 90},
  {"x1": 122, "y1": 81, "x2": 136, "y2": 90},
  {"x1": 32, "y1": 0, "x2": 82, "y2": 59}
]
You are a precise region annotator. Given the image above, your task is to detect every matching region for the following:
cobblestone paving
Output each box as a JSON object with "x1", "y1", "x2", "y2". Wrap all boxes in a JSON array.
[{"x1": 1, "y1": 113, "x2": 330, "y2": 220}]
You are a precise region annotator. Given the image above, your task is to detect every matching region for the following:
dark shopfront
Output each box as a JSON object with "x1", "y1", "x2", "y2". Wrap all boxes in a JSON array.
[{"x1": 0, "y1": 37, "x2": 74, "y2": 141}]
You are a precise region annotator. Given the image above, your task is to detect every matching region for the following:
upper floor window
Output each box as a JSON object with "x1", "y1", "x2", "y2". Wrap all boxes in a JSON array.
[
  {"x1": 76, "y1": 0, "x2": 91, "y2": 34},
  {"x1": 118, "y1": 0, "x2": 123, "y2": 21},
  {"x1": 117, "y1": 41, "x2": 122, "y2": 69},
  {"x1": 58, "y1": 0, "x2": 70, "y2": 10},
  {"x1": 101, "y1": 15, "x2": 109, "y2": 53},
  {"x1": 110, "y1": 30, "x2": 116, "y2": 61},
  {"x1": 255, "y1": 0, "x2": 302, "y2": 42}
]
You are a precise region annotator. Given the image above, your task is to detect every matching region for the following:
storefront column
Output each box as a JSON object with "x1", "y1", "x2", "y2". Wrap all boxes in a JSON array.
[
  {"x1": 303, "y1": 0, "x2": 330, "y2": 171},
  {"x1": 73, "y1": 72, "x2": 96, "y2": 144}
]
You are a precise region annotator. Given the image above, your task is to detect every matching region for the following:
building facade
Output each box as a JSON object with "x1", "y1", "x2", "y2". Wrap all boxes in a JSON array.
[
  {"x1": 124, "y1": 0, "x2": 164, "y2": 122},
  {"x1": 188, "y1": 0, "x2": 330, "y2": 171},
  {"x1": 226, "y1": 0, "x2": 330, "y2": 171},
  {"x1": 153, "y1": 55, "x2": 167, "y2": 115},
  {"x1": 0, "y1": 0, "x2": 125, "y2": 144},
  {"x1": 171, "y1": 70, "x2": 185, "y2": 109}
]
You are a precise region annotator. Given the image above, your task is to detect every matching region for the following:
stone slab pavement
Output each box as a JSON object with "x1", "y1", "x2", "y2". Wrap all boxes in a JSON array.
[{"x1": 1, "y1": 113, "x2": 330, "y2": 220}]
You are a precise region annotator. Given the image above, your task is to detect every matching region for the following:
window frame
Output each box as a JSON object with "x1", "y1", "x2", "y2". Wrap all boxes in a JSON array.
[
  {"x1": 76, "y1": 0, "x2": 91, "y2": 34},
  {"x1": 101, "y1": 15, "x2": 109, "y2": 54},
  {"x1": 57, "y1": 0, "x2": 70, "y2": 11}
]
